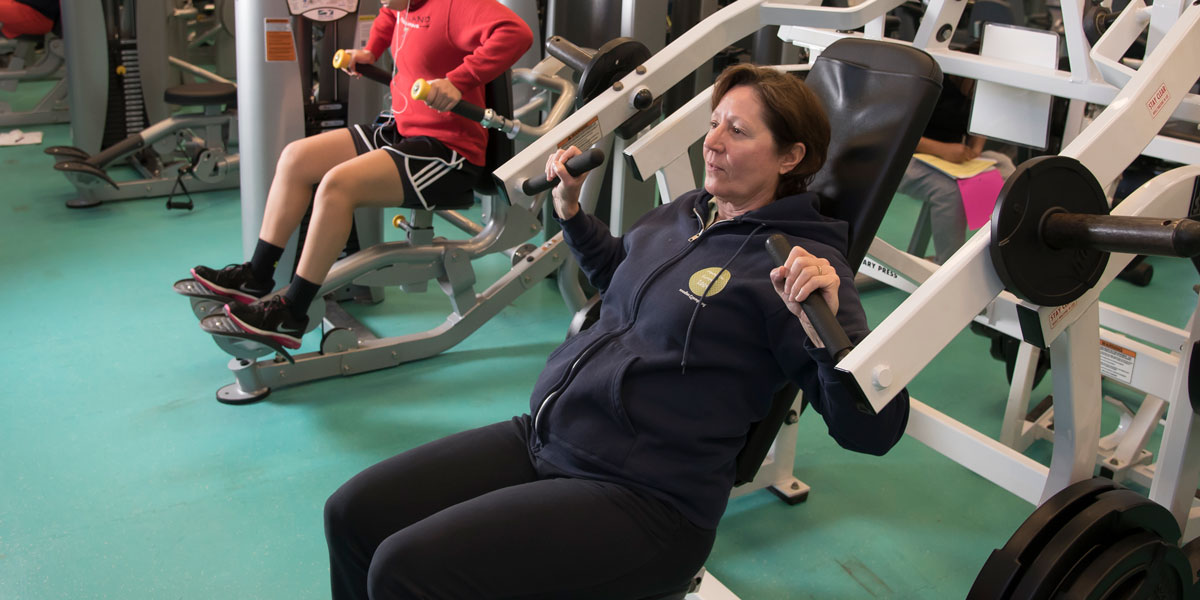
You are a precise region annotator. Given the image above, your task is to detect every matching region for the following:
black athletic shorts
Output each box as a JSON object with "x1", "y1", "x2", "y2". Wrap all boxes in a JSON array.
[{"x1": 348, "y1": 121, "x2": 482, "y2": 211}]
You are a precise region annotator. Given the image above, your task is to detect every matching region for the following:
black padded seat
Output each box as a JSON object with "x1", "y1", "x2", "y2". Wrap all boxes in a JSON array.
[
  {"x1": 164, "y1": 82, "x2": 238, "y2": 107},
  {"x1": 473, "y1": 70, "x2": 515, "y2": 197}
]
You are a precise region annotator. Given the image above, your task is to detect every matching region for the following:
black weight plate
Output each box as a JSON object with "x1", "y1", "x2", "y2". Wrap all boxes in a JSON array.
[
  {"x1": 1060, "y1": 531, "x2": 1194, "y2": 600},
  {"x1": 1181, "y1": 534, "x2": 1200, "y2": 585},
  {"x1": 969, "y1": 478, "x2": 1119, "y2": 599},
  {"x1": 990, "y1": 155, "x2": 1110, "y2": 306},
  {"x1": 1011, "y1": 488, "x2": 1181, "y2": 599},
  {"x1": 577, "y1": 37, "x2": 650, "y2": 105}
]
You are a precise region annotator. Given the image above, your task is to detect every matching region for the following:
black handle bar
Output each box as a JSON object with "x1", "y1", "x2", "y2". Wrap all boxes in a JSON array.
[
  {"x1": 521, "y1": 148, "x2": 606, "y2": 196},
  {"x1": 765, "y1": 234, "x2": 854, "y2": 362},
  {"x1": 332, "y1": 50, "x2": 391, "y2": 86},
  {"x1": 410, "y1": 78, "x2": 487, "y2": 123}
]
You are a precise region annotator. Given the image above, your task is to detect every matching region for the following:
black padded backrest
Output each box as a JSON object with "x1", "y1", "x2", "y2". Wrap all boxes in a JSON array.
[
  {"x1": 474, "y1": 70, "x2": 515, "y2": 196},
  {"x1": 806, "y1": 38, "x2": 943, "y2": 273},
  {"x1": 734, "y1": 39, "x2": 941, "y2": 487}
]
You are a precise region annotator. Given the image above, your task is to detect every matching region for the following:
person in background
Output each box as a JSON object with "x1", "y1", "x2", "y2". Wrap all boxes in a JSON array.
[
  {"x1": 898, "y1": 74, "x2": 1016, "y2": 264},
  {"x1": 187, "y1": 0, "x2": 532, "y2": 349},
  {"x1": 0, "y1": 0, "x2": 59, "y2": 39}
]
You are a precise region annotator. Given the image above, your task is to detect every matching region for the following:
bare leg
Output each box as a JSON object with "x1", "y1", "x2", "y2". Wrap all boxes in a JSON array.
[
  {"x1": 259, "y1": 129, "x2": 360, "y2": 247},
  {"x1": 294, "y1": 149, "x2": 406, "y2": 284}
]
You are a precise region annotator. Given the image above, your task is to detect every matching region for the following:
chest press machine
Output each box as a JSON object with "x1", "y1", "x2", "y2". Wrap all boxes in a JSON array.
[{"x1": 485, "y1": 0, "x2": 1200, "y2": 596}]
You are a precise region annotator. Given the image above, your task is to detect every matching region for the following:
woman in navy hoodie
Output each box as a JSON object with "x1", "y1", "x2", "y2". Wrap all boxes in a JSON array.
[{"x1": 324, "y1": 63, "x2": 911, "y2": 600}]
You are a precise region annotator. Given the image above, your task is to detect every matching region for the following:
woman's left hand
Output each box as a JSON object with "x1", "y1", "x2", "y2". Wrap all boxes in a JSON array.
[
  {"x1": 769, "y1": 244, "x2": 840, "y2": 320},
  {"x1": 421, "y1": 79, "x2": 462, "y2": 112},
  {"x1": 545, "y1": 146, "x2": 586, "y2": 220}
]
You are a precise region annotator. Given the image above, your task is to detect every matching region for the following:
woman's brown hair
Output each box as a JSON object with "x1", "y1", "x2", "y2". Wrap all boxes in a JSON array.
[{"x1": 711, "y1": 63, "x2": 830, "y2": 197}]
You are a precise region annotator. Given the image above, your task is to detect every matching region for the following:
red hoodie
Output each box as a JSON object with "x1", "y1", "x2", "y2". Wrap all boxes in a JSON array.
[{"x1": 364, "y1": 0, "x2": 533, "y2": 167}]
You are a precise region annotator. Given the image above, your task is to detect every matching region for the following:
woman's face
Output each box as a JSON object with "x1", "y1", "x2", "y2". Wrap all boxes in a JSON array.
[{"x1": 703, "y1": 85, "x2": 803, "y2": 208}]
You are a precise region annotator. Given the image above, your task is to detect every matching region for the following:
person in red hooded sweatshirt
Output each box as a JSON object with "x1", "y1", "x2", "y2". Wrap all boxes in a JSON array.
[
  {"x1": 0, "y1": 0, "x2": 58, "y2": 39},
  {"x1": 188, "y1": 0, "x2": 532, "y2": 349}
]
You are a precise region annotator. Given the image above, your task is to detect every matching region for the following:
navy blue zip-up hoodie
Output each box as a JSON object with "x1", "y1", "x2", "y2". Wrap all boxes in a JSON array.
[{"x1": 529, "y1": 188, "x2": 910, "y2": 529}]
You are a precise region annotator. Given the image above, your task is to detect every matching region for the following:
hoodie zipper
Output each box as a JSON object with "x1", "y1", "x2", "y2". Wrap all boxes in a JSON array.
[
  {"x1": 532, "y1": 211, "x2": 721, "y2": 438},
  {"x1": 688, "y1": 207, "x2": 706, "y2": 242}
]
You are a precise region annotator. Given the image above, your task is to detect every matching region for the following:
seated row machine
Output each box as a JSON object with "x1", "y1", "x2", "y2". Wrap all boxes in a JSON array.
[
  {"x1": 179, "y1": 33, "x2": 650, "y2": 403},
  {"x1": 45, "y1": 81, "x2": 239, "y2": 209}
]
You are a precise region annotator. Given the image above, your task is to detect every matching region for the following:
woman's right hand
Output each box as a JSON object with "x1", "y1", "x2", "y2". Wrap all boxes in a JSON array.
[
  {"x1": 545, "y1": 146, "x2": 586, "y2": 220},
  {"x1": 338, "y1": 49, "x2": 377, "y2": 76}
]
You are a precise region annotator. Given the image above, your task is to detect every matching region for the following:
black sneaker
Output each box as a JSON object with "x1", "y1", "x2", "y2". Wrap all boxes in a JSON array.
[
  {"x1": 224, "y1": 296, "x2": 309, "y2": 350},
  {"x1": 191, "y1": 262, "x2": 273, "y2": 305}
]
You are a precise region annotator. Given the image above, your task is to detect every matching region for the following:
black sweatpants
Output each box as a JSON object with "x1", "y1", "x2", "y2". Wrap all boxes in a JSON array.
[{"x1": 324, "y1": 416, "x2": 716, "y2": 600}]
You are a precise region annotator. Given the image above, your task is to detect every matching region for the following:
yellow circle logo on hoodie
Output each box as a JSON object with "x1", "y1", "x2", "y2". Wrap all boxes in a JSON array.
[{"x1": 688, "y1": 268, "x2": 731, "y2": 297}]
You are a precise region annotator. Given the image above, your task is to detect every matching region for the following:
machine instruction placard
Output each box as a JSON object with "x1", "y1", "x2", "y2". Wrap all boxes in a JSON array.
[
  {"x1": 264, "y1": 19, "x2": 297, "y2": 62},
  {"x1": 558, "y1": 117, "x2": 603, "y2": 152},
  {"x1": 1099, "y1": 340, "x2": 1136, "y2": 384}
]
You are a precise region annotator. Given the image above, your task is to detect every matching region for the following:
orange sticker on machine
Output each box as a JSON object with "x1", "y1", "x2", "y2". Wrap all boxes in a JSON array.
[
  {"x1": 1100, "y1": 340, "x2": 1136, "y2": 358},
  {"x1": 1048, "y1": 301, "x2": 1077, "y2": 329},
  {"x1": 265, "y1": 18, "x2": 297, "y2": 62},
  {"x1": 558, "y1": 116, "x2": 603, "y2": 151},
  {"x1": 1099, "y1": 339, "x2": 1136, "y2": 384}
]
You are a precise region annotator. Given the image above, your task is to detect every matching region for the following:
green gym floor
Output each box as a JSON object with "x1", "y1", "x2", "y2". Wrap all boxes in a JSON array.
[{"x1": 3, "y1": 94, "x2": 1199, "y2": 598}]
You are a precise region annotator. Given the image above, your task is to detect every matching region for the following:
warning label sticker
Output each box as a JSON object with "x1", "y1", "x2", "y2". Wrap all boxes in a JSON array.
[
  {"x1": 558, "y1": 117, "x2": 603, "y2": 151},
  {"x1": 1099, "y1": 339, "x2": 1136, "y2": 384},
  {"x1": 1147, "y1": 83, "x2": 1171, "y2": 119},
  {"x1": 1048, "y1": 301, "x2": 1077, "y2": 329},
  {"x1": 265, "y1": 18, "x2": 296, "y2": 63}
]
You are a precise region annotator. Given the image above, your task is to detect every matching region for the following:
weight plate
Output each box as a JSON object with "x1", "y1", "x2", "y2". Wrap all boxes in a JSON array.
[
  {"x1": 970, "y1": 477, "x2": 1119, "y2": 599},
  {"x1": 1061, "y1": 531, "x2": 1194, "y2": 600},
  {"x1": 1011, "y1": 488, "x2": 1181, "y2": 599},
  {"x1": 1181, "y1": 535, "x2": 1200, "y2": 586},
  {"x1": 990, "y1": 156, "x2": 1110, "y2": 306},
  {"x1": 578, "y1": 37, "x2": 650, "y2": 105}
]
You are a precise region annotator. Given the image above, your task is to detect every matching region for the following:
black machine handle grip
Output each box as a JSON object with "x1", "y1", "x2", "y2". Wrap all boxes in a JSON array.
[
  {"x1": 521, "y1": 148, "x2": 606, "y2": 196},
  {"x1": 765, "y1": 234, "x2": 854, "y2": 362},
  {"x1": 332, "y1": 49, "x2": 392, "y2": 86},
  {"x1": 410, "y1": 78, "x2": 487, "y2": 123}
]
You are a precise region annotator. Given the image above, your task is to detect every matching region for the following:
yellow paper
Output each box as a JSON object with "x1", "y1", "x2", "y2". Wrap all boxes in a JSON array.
[{"x1": 913, "y1": 153, "x2": 997, "y2": 179}]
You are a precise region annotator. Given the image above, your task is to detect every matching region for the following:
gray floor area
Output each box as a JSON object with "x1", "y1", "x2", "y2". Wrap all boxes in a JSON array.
[{"x1": 3, "y1": 110, "x2": 1198, "y2": 598}]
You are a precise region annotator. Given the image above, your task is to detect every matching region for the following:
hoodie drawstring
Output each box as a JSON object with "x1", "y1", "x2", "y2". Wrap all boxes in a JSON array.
[{"x1": 680, "y1": 223, "x2": 766, "y2": 374}]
